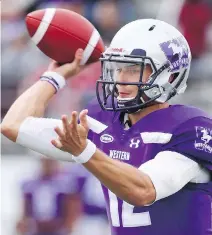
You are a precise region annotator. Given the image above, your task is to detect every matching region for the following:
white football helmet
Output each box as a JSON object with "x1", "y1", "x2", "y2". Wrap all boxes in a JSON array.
[{"x1": 96, "y1": 19, "x2": 192, "y2": 113}]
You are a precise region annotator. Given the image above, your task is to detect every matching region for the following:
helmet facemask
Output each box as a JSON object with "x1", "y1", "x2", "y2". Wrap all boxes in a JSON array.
[{"x1": 96, "y1": 53, "x2": 169, "y2": 113}]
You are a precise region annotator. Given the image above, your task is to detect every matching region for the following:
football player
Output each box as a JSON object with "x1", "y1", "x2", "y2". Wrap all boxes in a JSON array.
[
  {"x1": 1, "y1": 19, "x2": 212, "y2": 235},
  {"x1": 16, "y1": 158, "x2": 79, "y2": 235}
]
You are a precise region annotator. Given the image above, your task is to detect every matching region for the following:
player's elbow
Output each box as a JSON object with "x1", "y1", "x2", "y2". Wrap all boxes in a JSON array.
[
  {"x1": 1, "y1": 122, "x2": 19, "y2": 142},
  {"x1": 127, "y1": 174, "x2": 156, "y2": 206},
  {"x1": 131, "y1": 186, "x2": 156, "y2": 206}
]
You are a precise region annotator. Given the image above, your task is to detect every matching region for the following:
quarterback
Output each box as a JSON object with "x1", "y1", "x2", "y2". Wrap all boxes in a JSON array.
[{"x1": 1, "y1": 19, "x2": 212, "y2": 235}]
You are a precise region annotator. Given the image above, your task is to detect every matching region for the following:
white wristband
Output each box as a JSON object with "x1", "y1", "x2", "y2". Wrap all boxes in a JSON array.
[
  {"x1": 72, "y1": 140, "x2": 97, "y2": 164},
  {"x1": 41, "y1": 71, "x2": 66, "y2": 91}
]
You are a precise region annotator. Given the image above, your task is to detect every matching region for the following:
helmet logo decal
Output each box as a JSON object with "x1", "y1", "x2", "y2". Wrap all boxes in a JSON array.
[{"x1": 160, "y1": 37, "x2": 189, "y2": 72}]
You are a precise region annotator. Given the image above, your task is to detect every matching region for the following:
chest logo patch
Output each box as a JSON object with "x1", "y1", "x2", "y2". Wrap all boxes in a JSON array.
[{"x1": 100, "y1": 134, "x2": 114, "y2": 143}]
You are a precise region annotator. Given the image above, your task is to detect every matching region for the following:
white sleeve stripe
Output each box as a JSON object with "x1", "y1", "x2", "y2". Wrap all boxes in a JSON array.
[
  {"x1": 139, "y1": 151, "x2": 210, "y2": 203},
  {"x1": 87, "y1": 115, "x2": 108, "y2": 134},
  {"x1": 140, "y1": 132, "x2": 172, "y2": 144}
]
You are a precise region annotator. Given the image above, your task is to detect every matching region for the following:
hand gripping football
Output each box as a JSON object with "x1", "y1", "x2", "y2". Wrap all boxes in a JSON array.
[{"x1": 25, "y1": 8, "x2": 105, "y2": 64}]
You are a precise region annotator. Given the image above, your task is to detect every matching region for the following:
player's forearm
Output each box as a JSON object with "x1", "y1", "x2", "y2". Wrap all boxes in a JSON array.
[
  {"x1": 83, "y1": 148, "x2": 156, "y2": 206},
  {"x1": 1, "y1": 81, "x2": 55, "y2": 141}
]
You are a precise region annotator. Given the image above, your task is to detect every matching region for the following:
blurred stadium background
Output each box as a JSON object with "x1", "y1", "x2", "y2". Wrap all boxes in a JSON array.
[{"x1": 1, "y1": 0, "x2": 212, "y2": 235}]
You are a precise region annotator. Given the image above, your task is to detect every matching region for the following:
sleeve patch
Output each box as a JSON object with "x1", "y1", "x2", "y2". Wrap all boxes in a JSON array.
[{"x1": 194, "y1": 126, "x2": 212, "y2": 154}]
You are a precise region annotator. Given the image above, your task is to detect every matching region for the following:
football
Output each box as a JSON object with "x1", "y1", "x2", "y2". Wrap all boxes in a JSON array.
[{"x1": 25, "y1": 8, "x2": 105, "y2": 65}]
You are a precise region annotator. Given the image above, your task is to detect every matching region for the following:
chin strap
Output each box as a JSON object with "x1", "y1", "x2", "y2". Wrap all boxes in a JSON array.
[
  {"x1": 117, "y1": 89, "x2": 148, "y2": 113},
  {"x1": 117, "y1": 97, "x2": 141, "y2": 113}
]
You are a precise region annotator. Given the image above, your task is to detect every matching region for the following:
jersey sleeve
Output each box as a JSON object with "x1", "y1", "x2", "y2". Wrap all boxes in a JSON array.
[
  {"x1": 163, "y1": 116, "x2": 212, "y2": 171},
  {"x1": 139, "y1": 151, "x2": 210, "y2": 203}
]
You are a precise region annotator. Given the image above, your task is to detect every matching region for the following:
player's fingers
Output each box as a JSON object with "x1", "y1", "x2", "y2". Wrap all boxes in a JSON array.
[
  {"x1": 70, "y1": 111, "x2": 78, "y2": 131},
  {"x1": 79, "y1": 109, "x2": 89, "y2": 131},
  {"x1": 61, "y1": 49, "x2": 83, "y2": 77},
  {"x1": 73, "y1": 48, "x2": 83, "y2": 66},
  {"x1": 54, "y1": 126, "x2": 65, "y2": 138},
  {"x1": 48, "y1": 60, "x2": 59, "y2": 71},
  {"x1": 61, "y1": 115, "x2": 71, "y2": 135},
  {"x1": 51, "y1": 139, "x2": 63, "y2": 149}
]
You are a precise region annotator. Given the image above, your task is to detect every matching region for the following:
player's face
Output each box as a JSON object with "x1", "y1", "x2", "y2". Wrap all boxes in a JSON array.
[
  {"x1": 41, "y1": 158, "x2": 59, "y2": 176},
  {"x1": 115, "y1": 64, "x2": 152, "y2": 99}
]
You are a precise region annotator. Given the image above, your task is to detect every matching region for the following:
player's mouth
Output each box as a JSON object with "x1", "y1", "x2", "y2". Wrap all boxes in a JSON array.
[{"x1": 118, "y1": 92, "x2": 131, "y2": 98}]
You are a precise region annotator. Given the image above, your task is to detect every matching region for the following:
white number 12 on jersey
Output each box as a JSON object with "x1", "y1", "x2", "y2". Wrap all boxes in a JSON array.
[{"x1": 108, "y1": 190, "x2": 152, "y2": 227}]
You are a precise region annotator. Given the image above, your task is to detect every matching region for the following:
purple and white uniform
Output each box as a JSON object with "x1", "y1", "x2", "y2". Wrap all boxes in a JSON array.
[
  {"x1": 87, "y1": 100, "x2": 212, "y2": 235},
  {"x1": 22, "y1": 173, "x2": 72, "y2": 235},
  {"x1": 16, "y1": 99, "x2": 212, "y2": 235}
]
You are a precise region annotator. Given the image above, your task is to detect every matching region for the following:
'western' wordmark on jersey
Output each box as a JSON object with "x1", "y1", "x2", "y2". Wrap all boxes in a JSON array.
[{"x1": 87, "y1": 100, "x2": 212, "y2": 235}]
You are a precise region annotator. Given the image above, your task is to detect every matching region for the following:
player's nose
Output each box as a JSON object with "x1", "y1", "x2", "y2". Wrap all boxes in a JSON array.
[{"x1": 116, "y1": 70, "x2": 129, "y2": 83}]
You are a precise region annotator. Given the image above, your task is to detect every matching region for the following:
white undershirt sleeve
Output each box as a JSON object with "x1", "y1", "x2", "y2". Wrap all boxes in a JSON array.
[
  {"x1": 16, "y1": 117, "x2": 76, "y2": 162},
  {"x1": 16, "y1": 115, "x2": 107, "y2": 162},
  {"x1": 139, "y1": 151, "x2": 210, "y2": 203}
]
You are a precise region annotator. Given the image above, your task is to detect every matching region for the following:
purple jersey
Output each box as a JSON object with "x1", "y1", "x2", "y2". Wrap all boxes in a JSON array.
[
  {"x1": 87, "y1": 101, "x2": 212, "y2": 235},
  {"x1": 22, "y1": 173, "x2": 72, "y2": 234},
  {"x1": 69, "y1": 165, "x2": 107, "y2": 218}
]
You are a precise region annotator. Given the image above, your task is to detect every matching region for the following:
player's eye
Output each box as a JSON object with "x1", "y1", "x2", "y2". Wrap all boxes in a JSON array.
[
  {"x1": 131, "y1": 69, "x2": 140, "y2": 74},
  {"x1": 127, "y1": 68, "x2": 140, "y2": 75}
]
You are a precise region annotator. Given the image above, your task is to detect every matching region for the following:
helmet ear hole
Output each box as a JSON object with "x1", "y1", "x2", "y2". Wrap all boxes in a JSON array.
[
  {"x1": 149, "y1": 25, "x2": 156, "y2": 31},
  {"x1": 169, "y1": 72, "x2": 179, "y2": 84}
]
